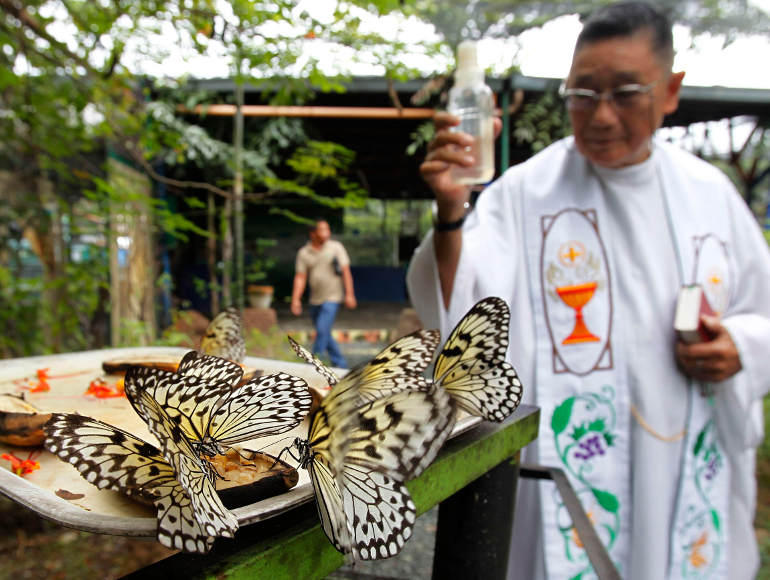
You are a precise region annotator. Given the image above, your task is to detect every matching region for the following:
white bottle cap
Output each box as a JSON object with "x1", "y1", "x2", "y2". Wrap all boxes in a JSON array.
[{"x1": 455, "y1": 40, "x2": 484, "y2": 86}]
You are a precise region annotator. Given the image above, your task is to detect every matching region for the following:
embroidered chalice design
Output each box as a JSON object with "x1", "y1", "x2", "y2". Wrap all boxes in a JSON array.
[{"x1": 555, "y1": 282, "x2": 600, "y2": 345}]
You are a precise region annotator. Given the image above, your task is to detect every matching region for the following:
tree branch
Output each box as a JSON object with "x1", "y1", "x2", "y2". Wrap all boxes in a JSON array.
[
  {"x1": 126, "y1": 146, "x2": 233, "y2": 200},
  {"x1": 0, "y1": 0, "x2": 99, "y2": 77},
  {"x1": 125, "y1": 144, "x2": 277, "y2": 202}
]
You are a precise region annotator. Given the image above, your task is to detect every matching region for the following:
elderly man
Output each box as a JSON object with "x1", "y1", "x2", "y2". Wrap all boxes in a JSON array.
[{"x1": 407, "y1": 2, "x2": 770, "y2": 578}]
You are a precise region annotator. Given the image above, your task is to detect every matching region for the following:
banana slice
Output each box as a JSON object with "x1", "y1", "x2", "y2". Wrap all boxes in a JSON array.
[{"x1": 0, "y1": 394, "x2": 52, "y2": 447}]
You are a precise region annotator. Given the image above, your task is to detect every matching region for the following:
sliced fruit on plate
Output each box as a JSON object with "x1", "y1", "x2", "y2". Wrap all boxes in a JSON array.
[
  {"x1": 101, "y1": 355, "x2": 260, "y2": 384},
  {"x1": 0, "y1": 394, "x2": 52, "y2": 447},
  {"x1": 211, "y1": 448, "x2": 299, "y2": 509}
]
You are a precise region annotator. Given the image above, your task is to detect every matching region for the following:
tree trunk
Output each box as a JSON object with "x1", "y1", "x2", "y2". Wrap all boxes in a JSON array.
[
  {"x1": 233, "y1": 78, "x2": 245, "y2": 311},
  {"x1": 207, "y1": 192, "x2": 220, "y2": 315},
  {"x1": 221, "y1": 196, "x2": 233, "y2": 308}
]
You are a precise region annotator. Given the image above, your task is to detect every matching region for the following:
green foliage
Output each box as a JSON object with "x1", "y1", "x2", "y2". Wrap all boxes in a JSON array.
[
  {"x1": 513, "y1": 90, "x2": 571, "y2": 153},
  {"x1": 152, "y1": 322, "x2": 194, "y2": 348},
  {"x1": 2, "y1": 1, "x2": 421, "y2": 356},
  {"x1": 0, "y1": 254, "x2": 109, "y2": 358},
  {"x1": 267, "y1": 208, "x2": 317, "y2": 228},
  {"x1": 340, "y1": 199, "x2": 433, "y2": 266},
  {"x1": 344, "y1": 199, "x2": 430, "y2": 237},
  {"x1": 113, "y1": 318, "x2": 154, "y2": 348},
  {"x1": 3, "y1": 1, "x2": 768, "y2": 359},
  {"x1": 245, "y1": 326, "x2": 298, "y2": 362},
  {"x1": 0, "y1": 267, "x2": 43, "y2": 358},
  {"x1": 759, "y1": 397, "x2": 770, "y2": 471},
  {"x1": 262, "y1": 140, "x2": 368, "y2": 210},
  {"x1": 407, "y1": 121, "x2": 436, "y2": 156},
  {"x1": 247, "y1": 238, "x2": 277, "y2": 284}
]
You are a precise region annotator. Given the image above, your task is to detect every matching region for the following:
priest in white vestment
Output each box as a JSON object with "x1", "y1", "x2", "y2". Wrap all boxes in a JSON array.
[{"x1": 407, "y1": 2, "x2": 770, "y2": 579}]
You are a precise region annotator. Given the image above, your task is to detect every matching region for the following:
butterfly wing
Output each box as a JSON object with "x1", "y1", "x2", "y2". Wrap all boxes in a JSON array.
[
  {"x1": 177, "y1": 349, "x2": 244, "y2": 386},
  {"x1": 200, "y1": 307, "x2": 246, "y2": 363},
  {"x1": 346, "y1": 387, "x2": 455, "y2": 479},
  {"x1": 297, "y1": 367, "x2": 363, "y2": 553},
  {"x1": 208, "y1": 372, "x2": 312, "y2": 446},
  {"x1": 287, "y1": 336, "x2": 339, "y2": 386},
  {"x1": 43, "y1": 413, "x2": 218, "y2": 553},
  {"x1": 306, "y1": 449, "x2": 350, "y2": 554},
  {"x1": 347, "y1": 329, "x2": 441, "y2": 403},
  {"x1": 123, "y1": 383, "x2": 239, "y2": 539},
  {"x1": 433, "y1": 297, "x2": 523, "y2": 422},
  {"x1": 124, "y1": 365, "x2": 232, "y2": 451},
  {"x1": 303, "y1": 386, "x2": 454, "y2": 560},
  {"x1": 342, "y1": 466, "x2": 416, "y2": 560},
  {"x1": 290, "y1": 330, "x2": 440, "y2": 402},
  {"x1": 314, "y1": 329, "x2": 440, "y2": 408}
]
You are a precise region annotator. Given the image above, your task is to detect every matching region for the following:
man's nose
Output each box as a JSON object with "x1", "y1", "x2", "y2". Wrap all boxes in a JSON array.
[{"x1": 588, "y1": 97, "x2": 620, "y2": 126}]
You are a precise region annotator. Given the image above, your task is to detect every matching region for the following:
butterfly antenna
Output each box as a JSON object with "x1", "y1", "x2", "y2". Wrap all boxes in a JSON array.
[
  {"x1": 241, "y1": 435, "x2": 299, "y2": 469},
  {"x1": 243, "y1": 434, "x2": 296, "y2": 456},
  {"x1": 226, "y1": 441, "x2": 260, "y2": 457},
  {"x1": 276, "y1": 441, "x2": 304, "y2": 469}
]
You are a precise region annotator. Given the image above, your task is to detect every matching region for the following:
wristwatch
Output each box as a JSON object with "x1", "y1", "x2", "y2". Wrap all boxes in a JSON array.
[{"x1": 433, "y1": 201, "x2": 471, "y2": 232}]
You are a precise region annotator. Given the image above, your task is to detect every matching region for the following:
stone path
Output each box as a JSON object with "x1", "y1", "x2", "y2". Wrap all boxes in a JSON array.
[
  {"x1": 275, "y1": 301, "x2": 423, "y2": 368},
  {"x1": 328, "y1": 507, "x2": 438, "y2": 579}
]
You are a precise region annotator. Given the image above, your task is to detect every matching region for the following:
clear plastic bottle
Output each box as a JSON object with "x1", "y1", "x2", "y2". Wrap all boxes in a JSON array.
[{"x1": 447, "y1": 40, "x2": 495, "y2": 185}]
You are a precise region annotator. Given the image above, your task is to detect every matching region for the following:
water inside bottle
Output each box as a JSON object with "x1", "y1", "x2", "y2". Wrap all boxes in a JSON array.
[{"x1": 449, "y1": 108, "x2": 494, "y2": 185}]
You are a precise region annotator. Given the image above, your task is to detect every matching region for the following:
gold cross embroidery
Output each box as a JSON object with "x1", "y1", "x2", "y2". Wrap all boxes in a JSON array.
[{"x1": 561, "y1": 244, "x2": 584, "y2": 264}]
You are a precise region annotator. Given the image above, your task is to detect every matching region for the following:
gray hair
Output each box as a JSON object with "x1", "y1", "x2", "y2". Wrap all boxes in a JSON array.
[{"x1": 576, "y1": 1, "x2": 674, "y2": 69}]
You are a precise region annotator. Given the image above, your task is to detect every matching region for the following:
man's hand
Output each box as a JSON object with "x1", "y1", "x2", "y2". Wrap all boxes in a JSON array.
[
  {"x1": 344, "y1": 295, "x2": 357, "y2": 310},
  {"x1": 420, "y1": 111, "x2": 503, "y2": 223},
  {"x1": 675, "y1": 315, "x2": 742, "y2": 382},
  {"x1": 290, "y1": 299, "x2": 302, "y2": 316}
]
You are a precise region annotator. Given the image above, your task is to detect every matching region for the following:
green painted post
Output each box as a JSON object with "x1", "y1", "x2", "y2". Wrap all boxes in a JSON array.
[{"x1": 500, "y1": 78, "x2": 511, "y2": 172}]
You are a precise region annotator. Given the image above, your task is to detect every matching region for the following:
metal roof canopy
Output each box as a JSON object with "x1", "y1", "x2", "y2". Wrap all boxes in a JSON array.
[
  {"x1": 188, "y1": 74, "x2": 770, "y2": 125},
  {"x1": 181, "y1": 76, "x2": 770, "y2": 199}
]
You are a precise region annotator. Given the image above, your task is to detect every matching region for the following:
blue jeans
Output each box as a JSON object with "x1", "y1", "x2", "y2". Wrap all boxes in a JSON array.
[{"x1": 310, "y1": 302, "x2": 346, "y2": 368}]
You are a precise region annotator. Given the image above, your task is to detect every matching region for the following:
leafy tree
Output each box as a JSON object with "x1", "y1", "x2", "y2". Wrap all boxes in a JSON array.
[
  {"x1": 0, "y1": 0, "x2": 438, "y2": 356},
  {"x1": 407, "y1": 0, "x2": 770, "y2": 50}
]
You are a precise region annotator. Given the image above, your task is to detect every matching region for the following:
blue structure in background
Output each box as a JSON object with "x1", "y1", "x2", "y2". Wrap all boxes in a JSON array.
[{"x1": 350, "y1": 266, "x2": 408, "y2": 302}]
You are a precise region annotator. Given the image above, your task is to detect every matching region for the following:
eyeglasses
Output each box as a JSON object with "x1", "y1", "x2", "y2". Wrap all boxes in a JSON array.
[{"x1": 559, "y1": 80, "x2": 658, "y2": 112}]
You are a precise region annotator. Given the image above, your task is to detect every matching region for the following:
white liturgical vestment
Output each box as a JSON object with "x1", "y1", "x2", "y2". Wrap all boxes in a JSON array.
[{"x1": 407, "y1": 137, "x2": 770, "y2": 579}]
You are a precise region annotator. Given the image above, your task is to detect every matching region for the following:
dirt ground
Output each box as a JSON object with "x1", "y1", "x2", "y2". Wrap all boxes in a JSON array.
[{"x1": 0, "y1": 495, "x2": 175, "y2": 579}]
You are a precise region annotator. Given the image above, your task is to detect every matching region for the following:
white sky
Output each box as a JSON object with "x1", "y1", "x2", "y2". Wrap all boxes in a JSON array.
[
  {"x1": 509, "y1": 13, "x2": 770, "y2": 89},
  {"x1": 125, "y1": 2, "x2": 770, "y2": 90}
]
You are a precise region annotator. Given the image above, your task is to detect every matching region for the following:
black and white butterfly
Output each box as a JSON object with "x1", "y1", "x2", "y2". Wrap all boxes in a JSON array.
[
  {"x1": 44, "y1": 413, "x2": 238, "y2": 553},
  {"x1": 432, "y1": 296, "x2": 522, "y2": 422},
  {"x1": 201, "y1": 307, "x2": 246, "y2": 364},
  {"x1": 293, "y1": 375, "x2": 455, "y2": 560},
  {"x1": 287, "y1": 328, "x2": 440, "y2": 400},
  {"x1": 124, "y1": 350, "x2": 312, "y2": 457},
  {"x1": 290, "y1": 297, "x2": 523, "y2": 422}
]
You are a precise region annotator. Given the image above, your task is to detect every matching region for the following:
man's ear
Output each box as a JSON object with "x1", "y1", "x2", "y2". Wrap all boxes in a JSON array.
[{"x1": 662, "y1": 71, "x2": 685, "y2": 115}]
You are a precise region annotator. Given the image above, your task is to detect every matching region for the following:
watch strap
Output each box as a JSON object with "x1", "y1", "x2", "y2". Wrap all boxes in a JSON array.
[{"x1": 434, "y1": 202, "x2": 471, "y2": 232}]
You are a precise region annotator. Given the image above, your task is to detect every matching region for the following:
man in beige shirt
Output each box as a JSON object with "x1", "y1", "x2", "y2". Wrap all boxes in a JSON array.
[{"x1": 291, "y1": 219, "x2": 357, "y2": 368}]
